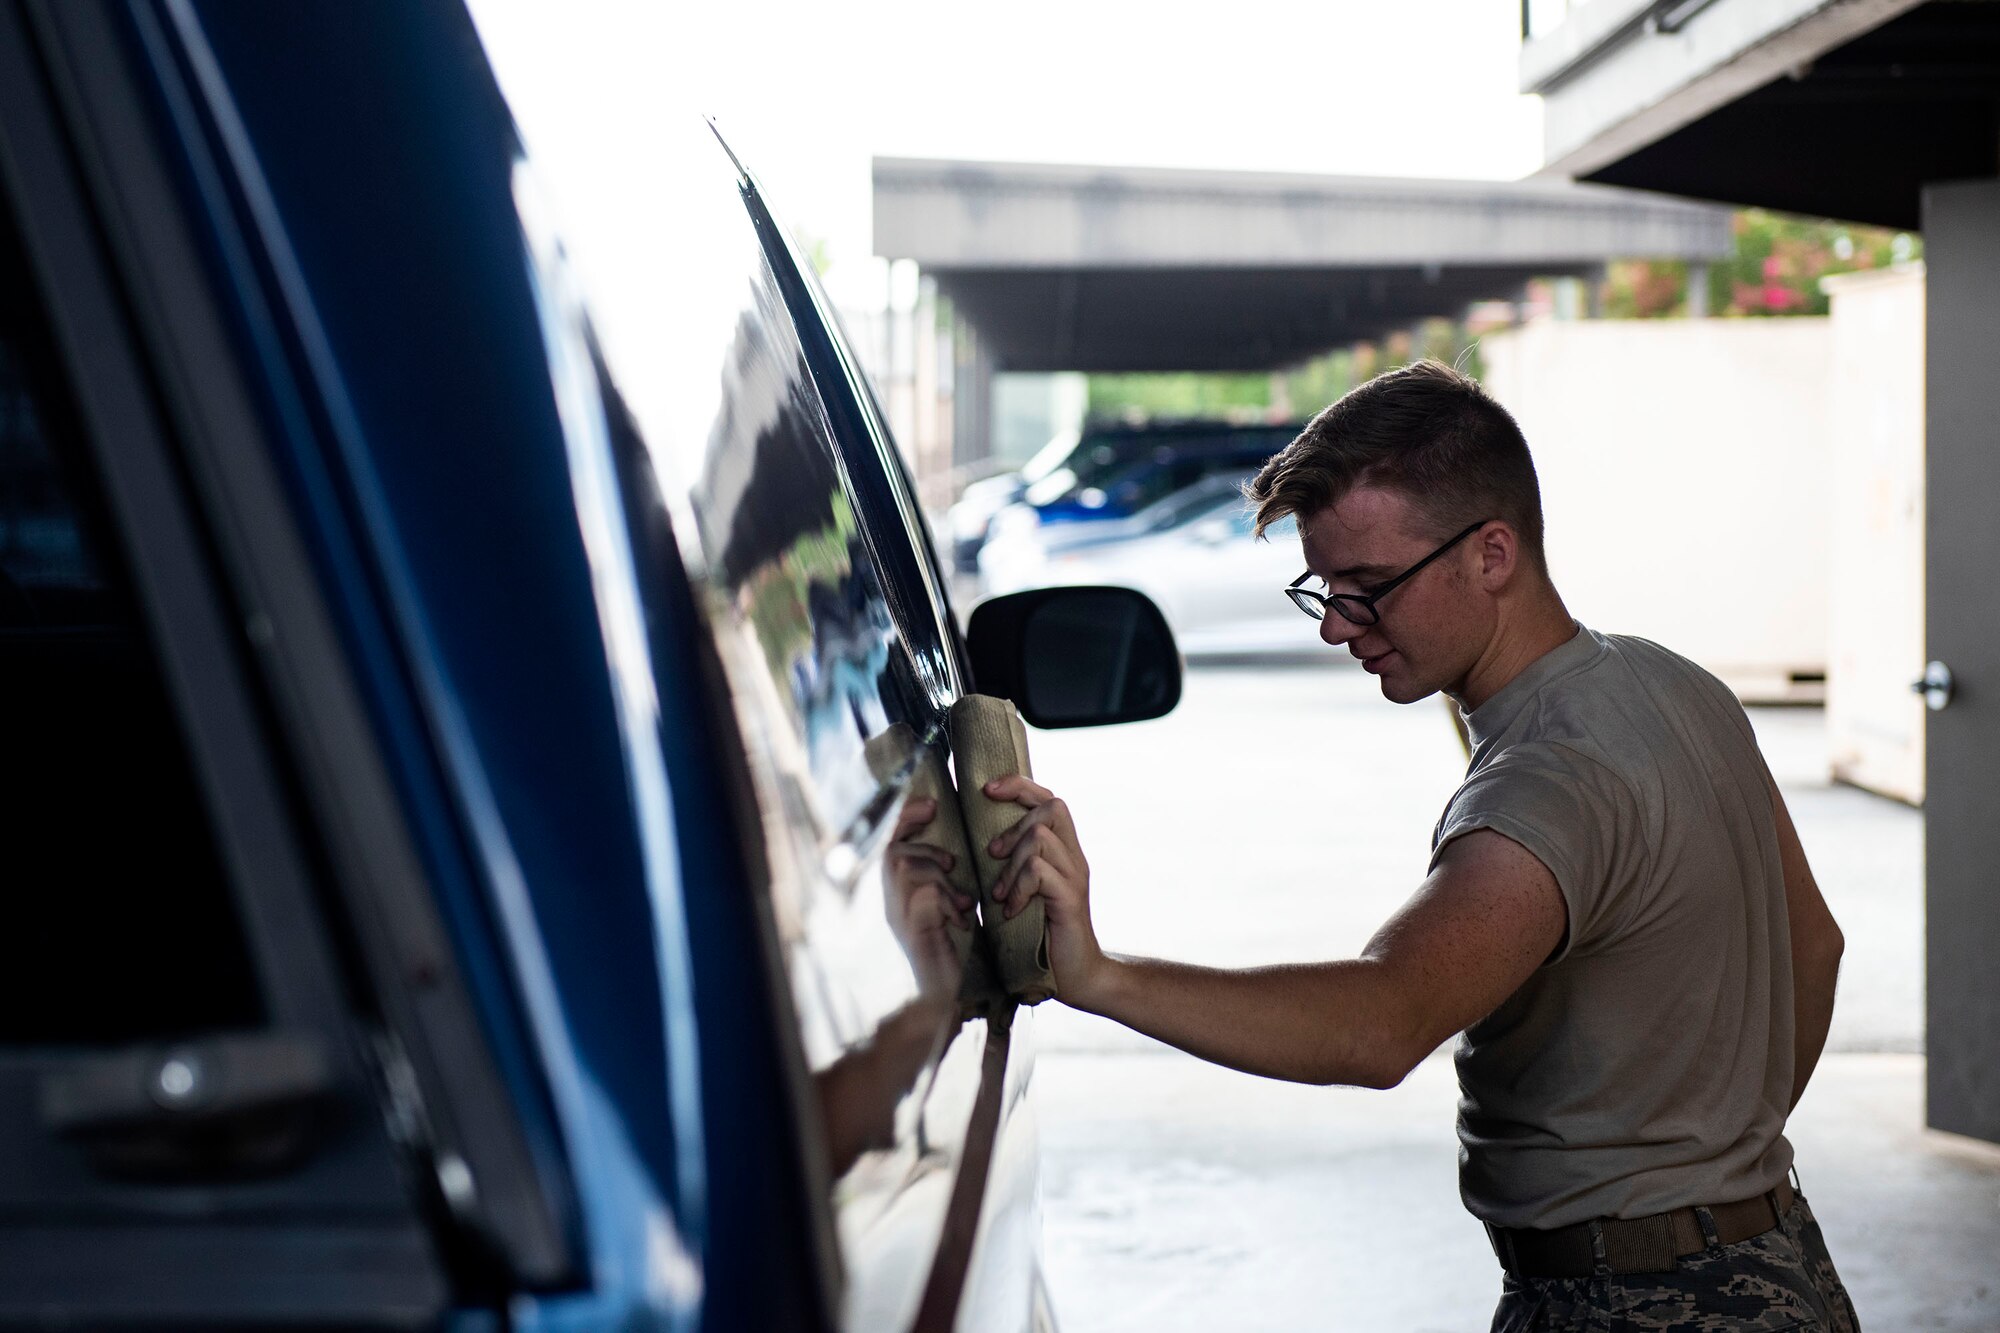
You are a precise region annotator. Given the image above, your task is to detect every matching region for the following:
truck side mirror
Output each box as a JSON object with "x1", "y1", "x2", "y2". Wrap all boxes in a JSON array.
[{"x1": 966, "y1": 586, "x2": 1182, "y2": 729}]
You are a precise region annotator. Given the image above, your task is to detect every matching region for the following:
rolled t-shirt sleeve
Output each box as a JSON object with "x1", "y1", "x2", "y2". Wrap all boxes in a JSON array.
[{"x1": 1431, "y1": 742, "x2": 1640, "y2": 960}]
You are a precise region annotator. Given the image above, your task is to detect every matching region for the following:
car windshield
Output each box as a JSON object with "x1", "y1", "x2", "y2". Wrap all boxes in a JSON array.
[
  {"x1": 1019, "y1": 428, "x2": 1081, "y2": 485},
  {"x1": 1114, "y1": 458, "x2": 1227, "y2": 513},
  {"x1": 1035, "y1": 432, "x2": 1153, "y2": 499}
]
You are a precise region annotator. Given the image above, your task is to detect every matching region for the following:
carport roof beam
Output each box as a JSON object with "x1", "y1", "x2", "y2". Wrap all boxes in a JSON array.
[
  {"x1": 873, "y1": 157, "x2": 1731, "y2": 271},
  {"x1": 873, "y1": 157, "x2": 1731, "y2": 372}
]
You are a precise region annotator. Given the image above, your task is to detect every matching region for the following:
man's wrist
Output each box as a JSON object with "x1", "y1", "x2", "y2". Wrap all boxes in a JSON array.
[{"x1": 1064, "y1": 951, "x2": 1130, "y2": 1018}]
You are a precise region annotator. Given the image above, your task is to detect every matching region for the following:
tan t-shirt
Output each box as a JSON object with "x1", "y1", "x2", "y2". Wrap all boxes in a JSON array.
[{"x1": 1431, "y1": 624, "x2": 1795, "y2": 1230}]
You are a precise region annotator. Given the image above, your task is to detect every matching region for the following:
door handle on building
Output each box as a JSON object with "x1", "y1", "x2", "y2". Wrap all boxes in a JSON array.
[{"x1": 1912, "y1": 661, "x2": 1955, "y2": 711}]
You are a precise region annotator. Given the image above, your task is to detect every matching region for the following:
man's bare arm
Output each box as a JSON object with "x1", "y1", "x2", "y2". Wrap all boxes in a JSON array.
[
  {"x1": 1769, "y1": 774, "x2": 1843, "y2": 1108},
  {"x1": 981, "y1": 773, "x2": 1567, "y2": 1090}
]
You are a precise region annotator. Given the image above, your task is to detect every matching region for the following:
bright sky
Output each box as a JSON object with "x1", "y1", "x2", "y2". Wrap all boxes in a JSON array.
[{"x1": 470, "y1": 1, "x2": 1544, "y2": 308}]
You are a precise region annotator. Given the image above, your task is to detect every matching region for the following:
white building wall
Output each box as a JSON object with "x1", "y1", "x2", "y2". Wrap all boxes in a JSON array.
[{"x1": 1478, "y1": 317, "x2": 1833, "y2": 703}]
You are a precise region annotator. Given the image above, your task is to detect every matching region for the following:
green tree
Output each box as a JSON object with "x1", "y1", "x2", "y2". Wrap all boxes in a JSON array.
[{"x1": 1084, "y1": 372, "x2": 1273, "y2": 418}]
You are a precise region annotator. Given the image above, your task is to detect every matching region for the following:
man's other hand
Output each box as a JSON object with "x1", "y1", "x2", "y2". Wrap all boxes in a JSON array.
[{"x1": 983, "y1": 775, "x2": 1108, "y2": 1006}]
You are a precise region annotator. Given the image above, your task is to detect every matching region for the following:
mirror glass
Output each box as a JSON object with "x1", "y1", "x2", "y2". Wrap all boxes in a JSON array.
[{"x1": 1017, "y1": 588, "x2": 1179, "y2": 727}]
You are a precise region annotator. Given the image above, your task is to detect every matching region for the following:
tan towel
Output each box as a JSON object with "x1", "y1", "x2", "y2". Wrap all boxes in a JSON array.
[{"x1": 950, "y1": 695, "x2": 1058, "y2": 1004}]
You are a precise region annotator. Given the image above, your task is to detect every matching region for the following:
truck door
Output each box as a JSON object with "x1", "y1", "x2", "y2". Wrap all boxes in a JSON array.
[{"x1": 0, "y1": 22, "x2": 452, "y2": 1319}]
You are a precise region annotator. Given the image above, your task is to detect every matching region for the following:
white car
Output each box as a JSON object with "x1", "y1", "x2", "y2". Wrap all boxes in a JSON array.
[
  {"x1": 943, "y1": 429, "x2": 1080, "y2": 572},
  {"x1": 994, "y1": 493, "x2": 1320, "y2": 659},
  {"x1": 978, "y1": 471, "x2": 1258, "y2": 598}
]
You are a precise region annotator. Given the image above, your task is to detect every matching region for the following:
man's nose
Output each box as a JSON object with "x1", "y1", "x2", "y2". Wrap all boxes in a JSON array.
[{"x1": 1319, "y1": 610, "x2": 1363, "y2": 648}]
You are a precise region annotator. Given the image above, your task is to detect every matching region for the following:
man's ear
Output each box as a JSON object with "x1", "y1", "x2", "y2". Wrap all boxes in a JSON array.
[{"x1": 1476, "y1": 521, "x2": 1520, "y2": 591}]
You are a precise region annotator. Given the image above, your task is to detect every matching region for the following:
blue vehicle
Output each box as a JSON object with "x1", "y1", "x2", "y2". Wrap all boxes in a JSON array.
[
  {"x1": 0, "y1": 4, "x2": 1176, "y2": 1329},
  {"x1": 946, "y1": 420, "x2": 1298, "y2": 573},
  {"x1": 1023, "y1": 423, "x2": 1298, "y2": 528}
]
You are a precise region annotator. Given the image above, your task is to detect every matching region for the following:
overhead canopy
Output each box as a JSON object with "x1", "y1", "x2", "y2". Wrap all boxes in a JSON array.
[
  {"x1": 1521, "y1": 0, "x2": 1997, "y2": 230},
  {"x1": 873, "y1": 157, "x2": 1732, "y2": 372}
]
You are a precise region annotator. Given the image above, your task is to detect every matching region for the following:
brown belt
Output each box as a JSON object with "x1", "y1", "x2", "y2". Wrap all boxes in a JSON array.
[{"x1": 1485, "y1": 1178, "x2": 1795, "y2": 1279}]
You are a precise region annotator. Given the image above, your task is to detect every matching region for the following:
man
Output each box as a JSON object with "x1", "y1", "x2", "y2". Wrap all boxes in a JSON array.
[{"x1": 963, "y1": 361, "x2": 1857, "y2": 1329}]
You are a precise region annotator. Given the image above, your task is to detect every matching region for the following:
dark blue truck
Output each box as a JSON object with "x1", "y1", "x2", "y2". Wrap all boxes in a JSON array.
[{"x1": 0, "y1": 3, "x2": 1176, "y2": 1328}]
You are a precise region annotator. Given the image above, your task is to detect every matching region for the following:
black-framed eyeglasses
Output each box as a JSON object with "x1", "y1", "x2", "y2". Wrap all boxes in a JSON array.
[{"x1": 1285, "y1": 519, "x2": 1491, "y2": 626}]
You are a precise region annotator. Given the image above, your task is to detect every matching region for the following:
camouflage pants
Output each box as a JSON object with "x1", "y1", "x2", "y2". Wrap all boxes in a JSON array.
[{"x1": 1490, "y1": 1193, "x2": 1860, "y2": 1331}]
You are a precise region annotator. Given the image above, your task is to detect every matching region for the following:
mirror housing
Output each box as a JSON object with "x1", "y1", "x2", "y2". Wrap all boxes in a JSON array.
[{"x1": 967, "y1": 586, "x2": 1182, "y2": 729}]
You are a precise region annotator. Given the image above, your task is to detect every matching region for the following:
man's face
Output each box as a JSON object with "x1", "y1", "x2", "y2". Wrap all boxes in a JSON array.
[{"x1": 1297, "y1": 486, "x2": 1487, "y2": 704}]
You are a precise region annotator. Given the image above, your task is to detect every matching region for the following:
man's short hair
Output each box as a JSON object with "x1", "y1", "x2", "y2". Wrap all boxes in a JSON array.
[{"x1": 1247, "y1": 359, "x2": 1546, "y2": 571}]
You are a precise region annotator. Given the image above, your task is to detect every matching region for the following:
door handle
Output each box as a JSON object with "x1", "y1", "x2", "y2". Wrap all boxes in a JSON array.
[
  {"x1": 1911, "y1": 660, "x2": 1955, "y2": 711},
  {"x1": 40, "y1": 1031, "x2": 336, "y2": 1179}
]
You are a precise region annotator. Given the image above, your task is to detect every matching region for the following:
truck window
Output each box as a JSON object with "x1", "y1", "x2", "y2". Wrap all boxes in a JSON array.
[
  {"x1": 0, "y1": 208, "x2": 263, "y2": 1046},
  {"x1": 745, "y1": 188, "x2": 966, "y2": 708}
]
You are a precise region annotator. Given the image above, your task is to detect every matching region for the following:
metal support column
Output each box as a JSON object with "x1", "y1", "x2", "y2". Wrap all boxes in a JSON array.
[
  {"x1": 1922, "y1": 178, "x2": 2000, "y2": 1145},
  {"x1": 951, "y1": 314, "x2": 994, "y2": 470}
]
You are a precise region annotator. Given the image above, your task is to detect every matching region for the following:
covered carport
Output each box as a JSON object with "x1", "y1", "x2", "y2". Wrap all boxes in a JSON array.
[
  {"x1": 1520, "y1": 0, "x2": 2000, "y2": 1153},
  {"x1": 872, "y1": 157, "x2": 1732, "y2": 462}
]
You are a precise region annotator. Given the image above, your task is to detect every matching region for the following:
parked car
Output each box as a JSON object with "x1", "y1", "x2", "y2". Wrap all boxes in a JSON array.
[
  {"x1": 945, "y1": 432, "x2": 1082, "y2": 573},
  {"x1": 979, "y1": 470, "x2": 1257, "y2": 597},
  {"x1": 945, "y1": 420, "x2": 1297, "y2": 572},
  {"x1": 1025, "y1": 425, "x2": 1297, "y2": 529},
  {"x1": 1009, "y1": 500, "x2": 1315, "y2": 659},
  {"x1": 0, "y1": 4, "x2": 1177, "y2": 1330}
]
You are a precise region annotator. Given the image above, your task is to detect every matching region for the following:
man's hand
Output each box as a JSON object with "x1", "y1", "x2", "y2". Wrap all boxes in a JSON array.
[{"x1": 982, "y1": 775, "x2": 1109, "y2": 1005}]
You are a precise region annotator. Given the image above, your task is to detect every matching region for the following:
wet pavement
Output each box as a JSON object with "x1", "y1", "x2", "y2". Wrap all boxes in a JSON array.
[{"x1": 1023, "y1": 661, "x2": 1995, "y2": 1331}]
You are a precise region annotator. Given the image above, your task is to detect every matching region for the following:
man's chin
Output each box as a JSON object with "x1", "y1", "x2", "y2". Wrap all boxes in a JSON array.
[
  {"x1": 1354, "y1": 650, "x2": 1440, "y2": 704},
  {"x1": 1377, "y1": 672, "x2": 1441, "y2": 705}
]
